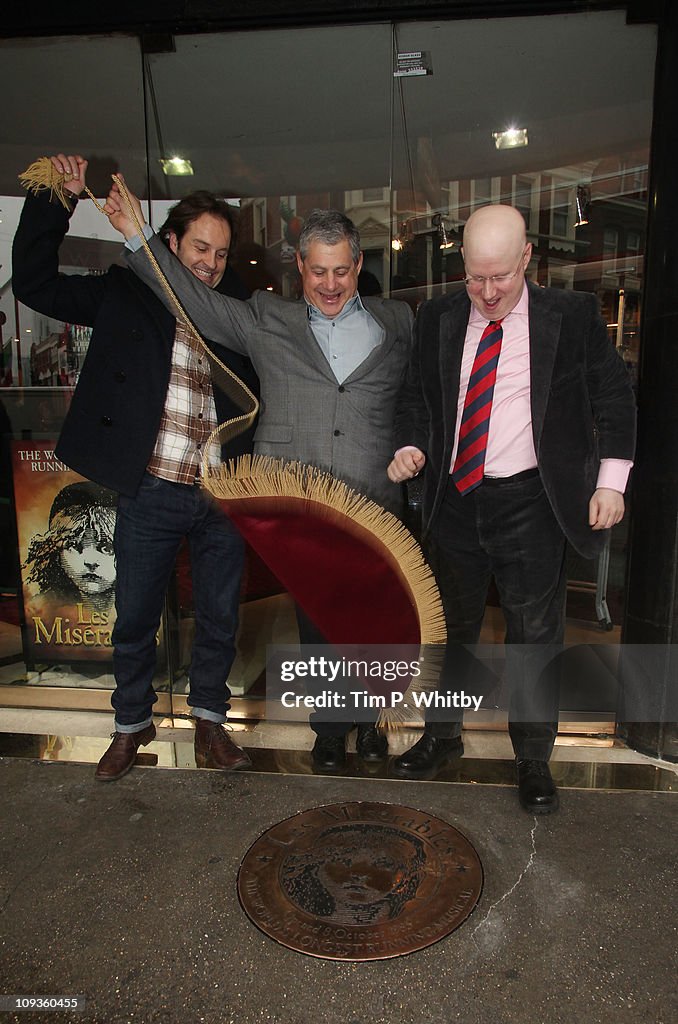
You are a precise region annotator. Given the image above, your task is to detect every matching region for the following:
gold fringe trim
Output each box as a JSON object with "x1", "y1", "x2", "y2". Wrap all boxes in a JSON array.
[
  {"x1": 205, "y1": 455, "x2": 446, "y2": 644},
  {"x1": 205, "y1": 456, "x2": 446, "y2": 728}
]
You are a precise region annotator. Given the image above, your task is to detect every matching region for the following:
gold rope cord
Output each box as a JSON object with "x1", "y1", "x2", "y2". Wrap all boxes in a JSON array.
[{"x1": 18, "y1": 159, "x2": 259, "y2": 468}]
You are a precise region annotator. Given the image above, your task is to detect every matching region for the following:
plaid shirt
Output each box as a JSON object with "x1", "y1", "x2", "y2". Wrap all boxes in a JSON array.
[{"x1": 147, "y1": 319, "x2": 221, "y2": 484}]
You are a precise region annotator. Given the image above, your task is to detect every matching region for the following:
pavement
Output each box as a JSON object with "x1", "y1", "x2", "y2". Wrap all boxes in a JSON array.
[{"x1": 0, "y1": 757, "x2": 676, "y2": 1024}]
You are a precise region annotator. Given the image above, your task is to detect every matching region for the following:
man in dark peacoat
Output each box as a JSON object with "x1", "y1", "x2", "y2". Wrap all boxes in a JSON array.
[
  {"x1": 13, "y1": 193, "x2": 256, "y2": 497},
  {"x1": 388, "y1": 204, "x2": 636, "y2": 813},
  {"x1": 12, "y1": 154, "x2": 260, "y2": 781}
]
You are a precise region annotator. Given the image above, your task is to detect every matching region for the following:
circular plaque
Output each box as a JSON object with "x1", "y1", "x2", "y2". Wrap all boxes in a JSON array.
[{"x1": 237, "y1": 801, "x2": 483, "y2": 961}]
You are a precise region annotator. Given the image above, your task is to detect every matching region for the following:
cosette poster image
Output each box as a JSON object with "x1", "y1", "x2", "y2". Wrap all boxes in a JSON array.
[{"x1": 12, "y1": 440, "x2": 117, "y2": 663}]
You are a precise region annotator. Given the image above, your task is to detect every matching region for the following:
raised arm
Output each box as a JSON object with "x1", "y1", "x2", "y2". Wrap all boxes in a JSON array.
[
  {"x1": 105, "y1": 177, "x2": 256, "y2": 355},
  {"x1": 12, "y1": 153, "x2": 107, "y2": 326}
]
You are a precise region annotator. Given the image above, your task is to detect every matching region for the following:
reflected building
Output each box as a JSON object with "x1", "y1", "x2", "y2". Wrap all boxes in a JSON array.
[
  {"x1": 236, "y1": 157, "x2": 647, "y2": 388},
  {"x1": 29, "y1": 324, "x2": 93, "y2": 387}
]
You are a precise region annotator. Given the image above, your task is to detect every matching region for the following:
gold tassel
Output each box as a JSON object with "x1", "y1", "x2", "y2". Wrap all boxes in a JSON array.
[{"x1": 18, "y1": 157, "x2": 105, "y2": 212}]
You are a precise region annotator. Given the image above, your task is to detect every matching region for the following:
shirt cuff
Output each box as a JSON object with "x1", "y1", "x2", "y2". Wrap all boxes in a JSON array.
[
  {"x1": 596, "y1": 458, "x2": 633, "y2": 493},
  {"x1": 124, "y1": 223, "x2": 155, "y2": 252}
]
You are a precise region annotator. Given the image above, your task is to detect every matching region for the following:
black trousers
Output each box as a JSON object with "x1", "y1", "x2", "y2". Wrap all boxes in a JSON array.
[
  {"x1": 295, "y1": 604, "x2": 379, "y2": 738},
  {"x1": 426, "y1": 471, "x2": 567, "y2": 761}
]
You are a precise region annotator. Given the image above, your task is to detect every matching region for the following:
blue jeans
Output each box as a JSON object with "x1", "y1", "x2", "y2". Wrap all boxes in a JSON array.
[{"x1": 111, "y1": 473, "x2": 244, "y2": 732}]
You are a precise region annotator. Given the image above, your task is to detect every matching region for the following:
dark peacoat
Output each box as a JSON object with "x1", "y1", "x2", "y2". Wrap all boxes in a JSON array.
[
  {"x1": 11, "y1": 189, "x2": 259, "y2": 497},
  {"x1": 395, "y1": 281, "x2": 636, "y2": 559}
]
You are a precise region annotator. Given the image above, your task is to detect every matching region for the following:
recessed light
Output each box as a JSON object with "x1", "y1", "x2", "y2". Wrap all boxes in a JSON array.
[
  {"x1": 492, "y1": 127, "x2": 528, "y2": 150},
  {"x1": 160, "y1": 156, "x2": 194, "y2": 176}
]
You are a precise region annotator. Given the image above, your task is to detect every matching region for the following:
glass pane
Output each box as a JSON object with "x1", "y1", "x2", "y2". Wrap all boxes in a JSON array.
[
  {"x1": 392, "y1": 9, "x2": 656, "y2": 633},
  {"x1": 1, "y1": 10, "x2": 657, "y2": 725},
  {"x1": 142, "y1": 24, "x2": 393, "y2": 703},
  {"x1": 0, "y1": 36, "x2": 162, "y2": 705}
]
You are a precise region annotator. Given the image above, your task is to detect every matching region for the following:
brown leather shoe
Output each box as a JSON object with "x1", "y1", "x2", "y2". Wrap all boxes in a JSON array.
[
  {"x1": 95, "y1": 724, "x2": 156, "y2": 781},
  {"x1": 194, "y1": 719, "x2": 252, "y2": 771}
]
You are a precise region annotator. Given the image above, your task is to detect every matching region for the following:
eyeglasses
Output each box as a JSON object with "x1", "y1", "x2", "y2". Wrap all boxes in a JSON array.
[{"x1": 463, "y1": 250, "x2": 528, "y2": 290}]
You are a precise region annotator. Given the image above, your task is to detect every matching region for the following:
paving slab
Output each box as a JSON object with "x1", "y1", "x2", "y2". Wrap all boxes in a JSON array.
[{"x1": 0, "y1": 759, "x2": 676, "y2": 1024}]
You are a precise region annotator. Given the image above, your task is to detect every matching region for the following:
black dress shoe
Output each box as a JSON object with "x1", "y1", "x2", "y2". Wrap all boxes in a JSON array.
[
  {"x1": 392, "y1": 732, "x2": 463, "y2": 779},
  {"x1": 356, "y1": 724, "x2": 388, "y2": 762},
  {"x1": 516, "y1": 758, "x2": 559, "y2": 814},
  {"x1": 312, "y1": 734, "x2": 347, "y2": 771}
]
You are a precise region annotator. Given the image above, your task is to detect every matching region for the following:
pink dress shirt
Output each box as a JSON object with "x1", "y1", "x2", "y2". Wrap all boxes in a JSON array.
[{"x1": 448, "y1": 284, "x2": 632, "y2": 491}]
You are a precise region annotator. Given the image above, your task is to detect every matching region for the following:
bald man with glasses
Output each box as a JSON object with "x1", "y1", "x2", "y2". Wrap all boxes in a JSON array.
[{"x1": 388, "y1": 204, "x2": 636, "y2": 813}]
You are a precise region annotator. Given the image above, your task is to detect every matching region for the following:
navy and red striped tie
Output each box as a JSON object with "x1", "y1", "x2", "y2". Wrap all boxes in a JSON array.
[{"x1": 451, "y1": 319, "x2": 504, "y2": 495}]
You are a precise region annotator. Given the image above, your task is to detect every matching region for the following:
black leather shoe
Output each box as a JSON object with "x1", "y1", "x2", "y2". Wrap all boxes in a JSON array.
[
  {"x1": 312, "y1": 734, "x2": 347, "y2": 771},
  {"x1": 356, "y1": 724, "x2": 388, "y2": 762},
  {"x1": 516, "y1": 758, "x2": 559, "y2": 814},
  {"x1": 391, "y1": 732, "x2": 463, "y2": 779}
]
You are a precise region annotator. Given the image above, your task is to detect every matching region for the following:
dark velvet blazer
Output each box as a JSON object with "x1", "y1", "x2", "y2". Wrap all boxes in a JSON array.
[
  {"x1": 395, "y1": 281, "x2": 636, "y2": 558},
  {"x1": 12, "y1": 190, "x2": 259, "y2": 497}
]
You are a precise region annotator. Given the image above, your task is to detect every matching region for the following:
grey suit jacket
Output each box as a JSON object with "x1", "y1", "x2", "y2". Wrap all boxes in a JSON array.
[{"x1": 127, "y1": 237, "x2": 413, "y2": 509}]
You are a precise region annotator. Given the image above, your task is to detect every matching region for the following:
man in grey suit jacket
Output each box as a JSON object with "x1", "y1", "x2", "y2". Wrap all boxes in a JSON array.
[
  {"x1": 106, "y1": 186, "x2": 413, "y2": 771},
  {"x1": 388, "y1": 205, "x2": 636, "y2": 814}
]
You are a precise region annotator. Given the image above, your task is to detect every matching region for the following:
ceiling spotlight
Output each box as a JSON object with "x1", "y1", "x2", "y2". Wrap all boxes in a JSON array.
[
  {"x1": 575, "y1": 185, "x2": 591, "y2": 227},
  {"x1": 160, "y1": 156, "x2": 194, "y2": 176},
  {"x1": 492, "y1": 127, "x2": 529, "y2": 151}
]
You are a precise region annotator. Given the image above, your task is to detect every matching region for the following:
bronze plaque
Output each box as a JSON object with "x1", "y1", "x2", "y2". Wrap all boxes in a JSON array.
[{"x1": 237, "y1": 801, "x2": 482, "y2": 961}]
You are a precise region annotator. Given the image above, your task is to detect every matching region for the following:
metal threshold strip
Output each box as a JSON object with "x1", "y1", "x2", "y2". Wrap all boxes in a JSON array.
[{"x1": 0, "y1": 733, "x2": 675, "y2": 793}]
